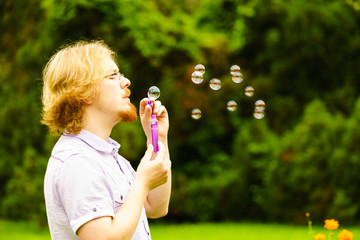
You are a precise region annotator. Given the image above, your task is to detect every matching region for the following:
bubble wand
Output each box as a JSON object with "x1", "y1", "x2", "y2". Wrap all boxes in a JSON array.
[{"x1": 147, "y1": 86, "x2": 160, "y2": 153}]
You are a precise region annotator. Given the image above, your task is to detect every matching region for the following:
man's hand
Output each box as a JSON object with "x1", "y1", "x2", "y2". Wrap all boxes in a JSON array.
[
  {"x1": 139, "y1": 98, "x2": 169, "y2": 143},
  {"x1": 136, "y1": 142, "x2": 170, "y2": 191}
]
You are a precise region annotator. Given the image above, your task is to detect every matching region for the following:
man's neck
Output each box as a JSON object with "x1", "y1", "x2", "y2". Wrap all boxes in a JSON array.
[
  {"x1": 82, "y1": 111, "x2": 116, "y2": 141},
  {"x1": 82, "y1": 125, "x2": 112, "y2": 141}
]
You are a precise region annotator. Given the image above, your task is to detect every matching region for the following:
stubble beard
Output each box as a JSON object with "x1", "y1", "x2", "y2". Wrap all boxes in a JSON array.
[{"x1": 119, "y1": 102, "x2": 138, "y2": 122}]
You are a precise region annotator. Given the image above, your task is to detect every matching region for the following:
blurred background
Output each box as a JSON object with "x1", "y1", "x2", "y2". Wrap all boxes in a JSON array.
[{"x1": 1, "y1": 0, "x2": 360, "y2": 227}]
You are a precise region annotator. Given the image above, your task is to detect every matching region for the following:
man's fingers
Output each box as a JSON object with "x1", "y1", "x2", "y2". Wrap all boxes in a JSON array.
[
  {"x1": 153, "y1": 141, "x2": 166, "y2": 161},
  {"x1": 140, "y1": 98, "x2": 151, "y2": 114},
  {"x1": 144, "y1": 144, "x2": 154, "y2": 159},
  {"x1": 140, "y1": 98, "x2": 154, "y2": 118},
  {"x1": 141, "y1": 98, "x2": 167, "y2": 118},
  {"x1": 148, "y1": 100, "x2": 160, "y2": 115},
  {"x1": 157, "y1": 105, "x2": 167, "y2": 117}
]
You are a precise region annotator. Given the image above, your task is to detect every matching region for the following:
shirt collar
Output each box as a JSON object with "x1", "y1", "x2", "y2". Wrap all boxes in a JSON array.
[{"x1": 70, "y1": 129, "x2": 121, "y2": 154}]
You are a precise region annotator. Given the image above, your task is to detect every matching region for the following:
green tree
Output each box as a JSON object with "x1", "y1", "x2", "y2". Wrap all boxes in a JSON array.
[{"x1": 263, "y1": 99, "x2": 346, "y2": 223}]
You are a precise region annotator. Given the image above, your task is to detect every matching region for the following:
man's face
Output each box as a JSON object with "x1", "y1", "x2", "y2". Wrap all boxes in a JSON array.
[{"x1": 91, "y1": 58, "x2": 138, "y2": 124}]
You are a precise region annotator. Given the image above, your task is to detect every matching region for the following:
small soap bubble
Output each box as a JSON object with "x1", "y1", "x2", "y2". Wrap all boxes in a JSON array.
[
  {"x1": 244, "y1": 86, "x2": 255, "y2": 97},
  {"x1": 232, "y1": 73, "x2": 243, "y2": 83},
  {"x1": 230, "y1": 65, "x2": 241, "y2": 76},
  {"x1": 255, "y1": 100, "x2": 265, "y2": 111},
  {"x1": 227, "y1": 100, "x2": 237, "y2": 111},
  {"x1": 191, "y1": 71, "x2": 203, "y2": 84},
  {"x1": 148, "y1": 86, "x2": 160, "y2": 100},
  {"x1": 209, "y1": 78, "x2": 221, "y2": 90},
  {"x1": 255, "y1": 106, "x2": 265, "y2": 112},
  {"x1": 191, "y1": 108, "x2": 202, "y2": 120},
  {"x1": 194, "y1": 64, "x2": 205, "y2": 75},
  {"x1": 255, "y1": 100, "x2": 265, "y2": 107},
  {"x1": 254, "y1": 111, "x2": 265, "y2": 119},
  {"x1": 254, "y1": 100, "x2": 265, "y2": 119}
]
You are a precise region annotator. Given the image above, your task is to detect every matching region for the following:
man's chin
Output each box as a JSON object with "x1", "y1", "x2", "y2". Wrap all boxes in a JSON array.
[{"x1": 119, "y1": 103, "x2": 138, "y2": 122}]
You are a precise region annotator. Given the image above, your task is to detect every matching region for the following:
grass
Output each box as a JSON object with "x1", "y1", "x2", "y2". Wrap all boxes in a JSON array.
[
  {"x1": 0, "y1": 220, "x2": 50, "y2": 240},
  {"x1": 1, "y1": 219, "x2": 359, "y2": 240},
  {"x1": 151, "y1": 222, "x2": 360, "y2": 240}
]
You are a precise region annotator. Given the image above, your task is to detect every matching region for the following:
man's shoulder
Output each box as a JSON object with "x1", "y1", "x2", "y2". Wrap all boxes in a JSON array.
[{"x1": 51, "y1": 135, "x2": 95, "y2": 163}]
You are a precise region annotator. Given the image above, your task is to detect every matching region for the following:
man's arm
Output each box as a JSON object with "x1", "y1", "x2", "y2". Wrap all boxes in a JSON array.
[
  {"x1": 77, "y1": 179, "x2": 148, "y2": 240},
  {"x1": 139, "y1": 98, "x2": 171, "y2": 218},
  {"x1": 144, "y1": 139, "x2": 171, "y2": 218},
  {"x1": 77, "y1": 143, "x2": 170, "y2": 240}
]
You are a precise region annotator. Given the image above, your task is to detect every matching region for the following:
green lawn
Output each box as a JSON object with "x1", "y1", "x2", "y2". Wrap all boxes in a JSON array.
[
  {"x1": 0, "y1": 220, "x2": 50, "y2": 240},
  {"x1": 1, "y1": 220, "x2": 359, "y2": 240},
  {"x1": 151, "y1": 222, "x2": 360, "y2": 240}
]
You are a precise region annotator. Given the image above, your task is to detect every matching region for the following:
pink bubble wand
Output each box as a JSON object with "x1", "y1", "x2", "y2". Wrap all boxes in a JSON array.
[{"x1": 147, "y1": 87, "x2": 160, "y2": 153}]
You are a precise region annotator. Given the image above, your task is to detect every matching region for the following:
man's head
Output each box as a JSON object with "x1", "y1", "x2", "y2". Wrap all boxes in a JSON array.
[{"x1": 42, "y1": 40, "x2": 137, "y2": 136}]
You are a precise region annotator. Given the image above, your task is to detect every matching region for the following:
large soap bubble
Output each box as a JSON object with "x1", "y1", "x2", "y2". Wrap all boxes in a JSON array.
[{"x1": 148, "y1": 86, "x2": 160, "y2": 100}]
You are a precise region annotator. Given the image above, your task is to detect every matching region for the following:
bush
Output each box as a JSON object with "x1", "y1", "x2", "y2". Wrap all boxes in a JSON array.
[
  {"x1": 1, "y1": 147, "x2": 48, "y2": 225},
  {"x1": 261, "y1": 99, "x2": 360, "y2": 223}
]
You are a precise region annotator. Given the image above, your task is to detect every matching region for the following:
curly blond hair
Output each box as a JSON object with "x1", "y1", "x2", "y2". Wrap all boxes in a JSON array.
[{"x1": 41, "y1": 40, "x2": 115, "y2": 135}]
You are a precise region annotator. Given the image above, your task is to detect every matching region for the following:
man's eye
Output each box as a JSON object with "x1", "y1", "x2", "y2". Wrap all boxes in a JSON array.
[{"x1": 109, "y1": 73, "x2": 118, "y2": 79}]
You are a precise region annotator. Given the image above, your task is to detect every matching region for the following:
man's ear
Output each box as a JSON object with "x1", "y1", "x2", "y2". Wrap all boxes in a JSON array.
[{"x1": 85, "y1": 98, "x2": 92, "y2": 105}]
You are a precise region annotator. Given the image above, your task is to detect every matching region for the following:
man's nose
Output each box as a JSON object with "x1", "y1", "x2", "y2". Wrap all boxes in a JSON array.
[{"x1": 120, "y1": 75, "x2": 131, "y2": 89}]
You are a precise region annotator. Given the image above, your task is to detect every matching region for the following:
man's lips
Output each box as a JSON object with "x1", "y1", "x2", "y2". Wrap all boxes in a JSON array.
[
  {"x1": 123, "y1": 89, "x2": 131, "y2": 99},
  {"x1": 123, "y1": 95, "x2": 130, "y2": 102}
]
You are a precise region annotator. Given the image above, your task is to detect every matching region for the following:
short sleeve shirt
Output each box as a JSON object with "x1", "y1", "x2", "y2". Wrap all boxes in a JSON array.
[{"x1": 44, "y1": 130, "x2": 151, "y2": 240}]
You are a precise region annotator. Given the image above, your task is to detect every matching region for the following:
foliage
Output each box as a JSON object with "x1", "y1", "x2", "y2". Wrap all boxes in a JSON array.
[
  {"x1": 1, "y1": 147, "x2": 48, "y2": 225},
  {"x1": 241, "y1": 0, "x2": 360, "y2": 132},
  {"x1": 263, "y1": 100, "x2": 343, "y2": 222},
  {"x1": 262, "y1": 99, "x2": 360, "y2": 223}
]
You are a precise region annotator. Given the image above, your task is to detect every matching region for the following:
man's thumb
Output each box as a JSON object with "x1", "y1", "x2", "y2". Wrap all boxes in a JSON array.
[{"x1": 144, "y1": 144, "x2": 154, "y2": 160}]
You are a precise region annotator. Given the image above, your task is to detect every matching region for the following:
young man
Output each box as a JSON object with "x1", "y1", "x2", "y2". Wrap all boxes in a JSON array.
[{"x1": 42, "y1": 40, "x2": 171, "y2": 240}]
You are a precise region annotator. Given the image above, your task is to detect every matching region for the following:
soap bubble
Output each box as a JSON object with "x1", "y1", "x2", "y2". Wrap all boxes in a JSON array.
[
  {"x1": 254, "y1": 111, "x2": 265, "y2": 119},
  {"x1": 232, "y1": 73, "x2": 243, "y2": 83},
  {"x1": 254, "y1": 100, "x2": 265, "y2": 119},
  {"x1": 194, "y1": 64, "x2": 205, "y2": 75},
  {"x1": 226, "y1": 100, "x2": 237, "y2": 111},
  {"x1": 255, "y1": 100, "x2": 265, "y2": 111},
  {"x1": 255, "y1": 100, "x2": 265, "y2": 107},
  {"x1": 191, "y1": 71, "x2": 203, "y2": 84},
  {"x1": 244, "y1": 86, "x2": 254, "y2": 97},
  {"x1": 209, "y1": 78, "x2": 221, "y2": 90},
  {"x1": 191, "y1": 108, "x2": 202, "y2": 120},
  {"x1": 230, "y1": 65, "x2": 241, "y2": 76},
  {"x1": 148, "y1": 86, "x2": 160, "y2": 100}
]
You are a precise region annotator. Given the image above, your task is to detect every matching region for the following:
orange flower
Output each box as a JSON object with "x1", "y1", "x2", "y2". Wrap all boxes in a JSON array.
[
  {"x1": 338, "y1": 229, "x2": 354, "y2": 240},
  {"x1": 314, "y1": 233, "x2": 326, "y2": 240},
  {"x1": 306, "y1": 212, "x2": 310, "y2": 217},
  {"x1": 324, "y1": 219, "x2": 339, "y2": 230}
]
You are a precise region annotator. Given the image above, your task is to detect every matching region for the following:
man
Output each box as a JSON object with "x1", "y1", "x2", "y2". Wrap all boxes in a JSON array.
[{"x1": 42, "y1": 40, "x2": 171, "y2": 240}]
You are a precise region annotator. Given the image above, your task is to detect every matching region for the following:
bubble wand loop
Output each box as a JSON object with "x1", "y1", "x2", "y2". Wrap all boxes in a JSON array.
[{"x1": 147, "y1": 86, "x2": 160, "y2": 153}]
